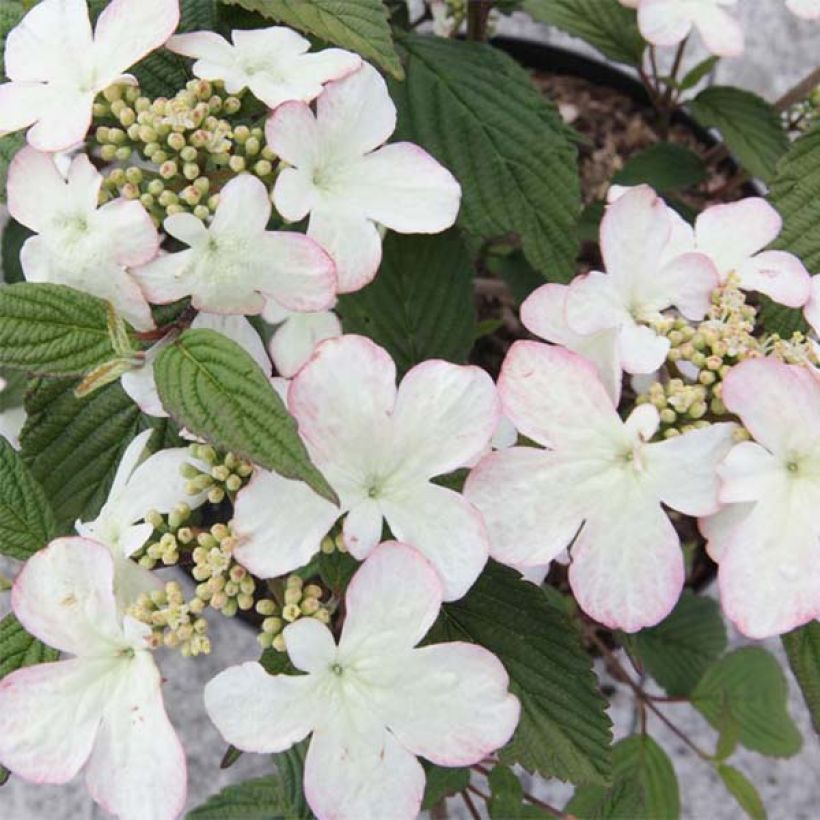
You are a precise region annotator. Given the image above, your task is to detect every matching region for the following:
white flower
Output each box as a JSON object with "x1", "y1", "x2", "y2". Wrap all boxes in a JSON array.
[
  {"x1": 705, "y1": 358, "x2": 820, "y2": 638},
  {"x1": 558, "y1": 185, "x2": 718, "y2": 379},
  {"x1": 132, "y1": 174, "x2": 336, "y2": 315},
  {"x1": 0, "y1": 0, "x2": 179, "y2": 152},
  {"x1": 231, "y1": 334, "x2": 499, "y2": 600},
  {"x1": 464, "y1": 342, "x2": 736, "y2": 632},
  {"x1": 122, "y1": 313, "x2": 271, "y2": 418},
  {"x1": 167, "y1": 26, "x2": 361, "y2": 109},
  {"x1": 76, "y1": 429, "x2": 209, "y2": 608},
  {"x1": 636, "y1": 0, "x2": 744, "y2": 57},
  {"x1": 7, "y1": 147, "x2": 159, "y2": 331},
  {"x1": 205, "y1": 543, "x2": 519, "y2": 820},
  {"x1": 266, "y1": 63, "x2": 462, "y2": 293},
  {"x1": 0, "y1": 538, "x2": 186, "y2": 820},
  {"x1": 805, "y1": 275, "x2": 820, "y2": 336},
  {"x1": 261, "y1": 297, "x2": 342, "y2": 378},
  {"x1": 786, "y1": 0, "x2": 820, "y2": 20}
]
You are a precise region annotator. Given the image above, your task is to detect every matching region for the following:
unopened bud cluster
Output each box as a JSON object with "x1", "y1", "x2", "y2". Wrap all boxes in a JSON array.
[
  {"x1": 128, "y1": 581, "x2": 211, "y2": 657},
  {"x1": 181, "y1": 444, "x2": 253, "y2": 505},
  {"x1": 93, "y1": 80, "x2": 278, "y2": 225},
  {"x1": 258, "y1": 574, "x2": 331, "y2": 652},
  {"x1": 192, "y1": 523, "x2": 256, "y2": 618},
  {"x1": 320, "y1": 532, "x2": 349, "y2": 555},
  {"x1": 137, "y1": 503, "x2": 193, "y2": 570},
  {"x1": 783, "y1": 83, "x2": 820, "y2": 135}
]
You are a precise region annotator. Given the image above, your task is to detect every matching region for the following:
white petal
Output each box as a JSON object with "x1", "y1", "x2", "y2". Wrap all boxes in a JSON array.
[
  {"x1": 698, "y1": 501, "x2": 754, "y2": 562},
  {"x1": 339, "y1": 543, "x2": 443, "y2": 659},
  {"x1": 164, "y1": 212, "x2": 210, "y2": 248},
  {"x1": 210, "y1": 173, "x2": 272, "y2": 237},
  {"x1": 110, "y1": 429, "x2": 153, "y2": 498},
  {"x1": 85, "y1": 652, "x2": 186, "y2": 820},
  {"x1": 638, "y1": 0, "x2": 693, "y2": 46},
  {"x1": 717, "y1": 441, "x2": 783, "y2": 504},
  {"x1": 232, "y1": 469, "x2": 339, "y2": 579},
  {"x1": 652, "y1": 252, "x2": 718, "y2": 321},
  {"x1": 192, "y1": 313, "x2": 270, "y2": 374},
  {"x1": 787, "y1": 0, "x2": 820, "y2": 19},
  {"x1": 617, "y1": 322, "x2": 670, "y2": 374},
  {"x1": 266, "y1": 102, "x2": 321, "y2": 185},
  {"x1": 268, "y1": 310, "x2": 342, "y2": 378},
  {"x1": 131, "y1": 250, "x2": 197, "y2": 306},
  {"x1": 0, "y1": 83, "x2": 48, "y2": 140},
  {"x1": 804, "y1": 275, "x2": 820, "y2": 335},
  {"x1": 24, "y1": 89, "x2": 95, "y2": 152},
  {"x1": 342, "y1": 499, "x2": 384, "y2": 559},
  {"x1": 121, "y1": 339, "x2": 171, "y2": 418},
  {"x1": 735, "y1": 250, "x2": 811, "y2": 308},
  {"x1": 166, "y1": 31, "x2": 234, "y2": 63},
  {"x1": 564, "y1": 270, "x2": 630, "y2": 336},
  {"x1": 0, "y1": 657, "x2": 108, "y2": 784},
  {"x1": 283, "y1": 618, "x2": 337, "y2": 674},
  {"x1": 93, "y1": 0, "x2": 180, "y2": 80},
  {"x1": 204, "y1": 661, "x2": 319, "y2": 753},
  {"x1": 690, "y1": 2, "x2": 745, "y2": 57},
  {"x1": 380, "y1": 483, "x2": 489, "y2": 601},
  {"x1": 389, "y1": 360, "x2": 499, "y2": 482},
  {"x1": 645, "y1": 422, "x2": 737, "y2": 515},
  {"x1": 273, "y1": 165, "x2": 319, "y2": 223},
  {"x1": 7, "y1": 146, "x2": 73, "y2": 233},
  {"x1": 96, "y1": 198, "x2": 160, "y2": 267},
  {"x1": 11, "y1": 538, "x2": 124, "y2": 655},
  {"x1": 379, "y1": 643, "x2": 519, "y2": 766}
]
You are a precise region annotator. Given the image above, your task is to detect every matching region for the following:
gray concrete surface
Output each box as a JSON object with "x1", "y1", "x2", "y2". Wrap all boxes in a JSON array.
[{"x1": 2, "y1": 1, "x2": 819, "y2": 817}]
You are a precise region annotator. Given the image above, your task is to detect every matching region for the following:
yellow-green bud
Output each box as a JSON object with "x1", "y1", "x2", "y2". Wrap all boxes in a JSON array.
[
  {"x1": 256, "y1": 599, "x2": 276, "y2": 616},
  {"x1": 321, "y1": 536, "x2": 335, "y2": 554},
  {"x1": 254, "y1": 159, "x2": 273, "y2": 177},
  {"x1": 284, "y1": 587, "x2": 302, "y2": 606},
  {"x1": 159, "y1": 160, "x2": 178, "y2": 180},
  {"x1": 222, "y1": 599, "x2": 238, "y2": 618},
  {"x1": 104, "y1": 85, "x2": 124, "y2": 102},
  {"x1": 272, "y1": 634, "x2": 287, "y2": 652},
  {"x1": 119, "y1": 108, "x2": 136, "y2": 127},
  {"x1": 237, "y1": 593, "x2": 254, "y2": 611},
  {"x1": 225, "y1": 474, "x2": 242, "y2": 492},
  {"x1": 304, "y1": 584, "x2": 323, "y2": 599},
  {"x1": 313, "y1": 608, "x2": 331, "y2": 624},
  {"x1": 282, "y1": 603, "x2": 301, "y2": 622},
  {"x1": 193, "y1": 205, "x2": 211, "y2": 221},
  {"x1": 258, "y1": 631, "x2": 274, "y2": 649},
  {"x1": 228, "y1": 155, "x2": 246, "y2": 173},
  {"x1": 183, "y1": 162, "x2": 200, "y2": 181},
  {"x1": 244, "y1": 136, "x2": 260, "y2": 156},
  {"x1": 100, "y1": 145, "x2": 118, "y2": 162},
  {"x1": 301, "y1": 597, "x2": 320, "y2": 615}
]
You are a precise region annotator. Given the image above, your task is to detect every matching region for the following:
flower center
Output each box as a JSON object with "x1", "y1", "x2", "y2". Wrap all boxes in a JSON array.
[{"x1": 330, "y1": 662, "x2": 344, "y2": 677}]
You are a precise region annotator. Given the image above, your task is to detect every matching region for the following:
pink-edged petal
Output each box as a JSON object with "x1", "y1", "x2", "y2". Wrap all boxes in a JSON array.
[
  {"x1": 291, "y1": 48, "x2": 362, "y2": 98},
  {"x1": 266, "y1": 102, "x2": 321, "y2": 182},
  {"x1": 0, "y1": 83, "x2": 47, "y2": 139},
  {"x1": 272, "y1": 167, "x2": 319, "y2": 223},
  {"x1": 721, "y1": 357, "x2": 820, "y2": 456},
  {"x1": 0, "y1": 658, "x2": 107, "y2": 784},
  {"x1": 698, "y1": 501, "x2": 754, "y2": 562},
  {"x1": 166, "y1": 30, "x2": 234, "y2": 61},
  {"x1": 638, "y1": 0, "x2": 694, "y2": 46},
  {"x1": 379, "y1": 643, "x2": 519, "y2": 767},
  {"x1": 570, "y1": 489, "x2": 684, "y2": 632},
  {"x1": 565, "y1": 271, "x2": 629, "y2": 336},
  {"x1": 164, "y1": 212, "x2": 210, "y2": 248},
  {"x1": 232, "y1": 468, "x2": 339, "y2": 579},
  {"x1": 645, "y1": 422, "x2": 737, "y2": 515},
  {"x1": 498, "y1": 341, "x2": 620, "y2": 450},
  {"x1": 380, "y1": 483, "x2": 489, "y2": 601},
  {"x1": 389, "y1": 360, "x2": 499, "y2": 482},
  {"x1": 718, "y1": 500, "x2": 820, "y2": 638},
  {"x1": 340, "y1": 542, "x2": 443, "y2": 658},
  {"x1": 289, "y1": 335, "x2": 396, "y2": 489},
  {"x1": 520, "y1": 283, "x2": 574, "y2": 344},
  {"x1": 96, "y1": 199, "x2": 160, "y2": 267},
  {"x1": 92, "y1": 0, "x2": 180, "y2": 79},
  {"x1": 787, "y1": 0, "x2": 820, "y2": 19},
  {"x1": 304, "y1": 713, "x2": 425, "y2": 820},
  {"x1": 805, "y1": 275, "x2": 820, "y2": 335},
  {"x1": 342, "y1": 499, "x2": 384, "y2": 559},
  {"x1": 617, "y1": 322, "x2": 670, "y2": 374},
  {"x1": 85, "y1": 652, "x2": 186, "y2": 820},
  {"x1": 255, "y1": 232, "x2": 336, "y2": 313},
  {"x1": 192, "y1": 313, "x2": 270, "y2": 375},
  {"x1": 690, "y1": 3, "x2": 744, "y2": 57},
  {"x1": 132, "y1": 249, "x2": 198, "y2": 305},
  {"x1": 695, "y1": 199, "x2": 782, "y2": 275},
  {"x1": 7, "y1": 145, "x2": 69, "y2": 232},
  {"x1": 268, "y1": 310, "x2": 342, "y2": 378},
  {"x1": 654, "y1": 252, "x2": 719, "y2": 320},
  {"x1": 717, "y1": 441, "x2": 783, "y2": 504},
  {"x1": 465, "y1": 448, "x2": 593, "y2": 567},
  {"x1": 25, "y1": 89, "x2": 95, "y2": 153},
  {"x1": 347, "y1": 143, "x2": 461, "y2": 233},
  {"x1": 283, "y1": 617, "x2": 337, "y2": 674},
  {"x1": 307, "y1": 208, "x2": 382, "y2": 293},
  {"x1": 735, "y1": 250, "x2": 812, "y2": 308},
  {"x1": 210, "y1": 174, "x2": 272, "y2": 237},
  {"x1": 205, "y1": 661, "x2": 320, "y2": 753},
  {"x1": 12, "y1": 537, "x2": 122, "y2": 655},
  {"x1": 72, "y1": 261, "x2": 156, "y2": 332},
  {"x1": 317, "y1": 63, "x2": 396, "y2": 159}
]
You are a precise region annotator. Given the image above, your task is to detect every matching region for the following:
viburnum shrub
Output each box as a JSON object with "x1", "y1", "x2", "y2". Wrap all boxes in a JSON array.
[{"x1": 0, "y1": 0, "x2": 818, "y2": 818}]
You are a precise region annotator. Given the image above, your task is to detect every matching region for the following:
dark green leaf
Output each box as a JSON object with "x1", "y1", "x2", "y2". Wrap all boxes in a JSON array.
[
  {"x1": 627, "y1": 590, "x2": 727, "y2": 697},
  {"x1": 0, "y1": 367, "x2": 27, "y2": 413},
  {"x1": 488, "y1": 251, "x2": 545, "y2": 306},
  {"x1": 716, "y1": 764, "x2": 767, "y2": 820},
  {"x1": 781, "y1": 620, "x2": 820, "y2": 734},
  {"x1": 426, "y1": 561, "x2": 613, "y2": 785},
  {"x1": 614, "y1": 143, "x2": 708, "y2": 192},
  {"x1": 155, "y1": 329, "x2": 336, "y2": 503},
  {"x1": 566, "y1": 735, "x2": 679, "y2": 819},
  {"x1": 220, "y1": 0, "x2": 403, "y2": 79},
  {"x1": 421, "y1": 763, "x2": 470, "y2": 811},
  {"x1": 317, "y1": 549, "x2": 358, "y2": 596},
  {"x1": 0, "y1": 2, "x2": 24, "y2": 82},
  {"x1": 337, "y1": 230, "x2": 475, "y2": 376},
  {"x1": 132, "y1": 51, "x2": 190, "y2": 98},
  {"x1": 522, "y1": 0, "x2": 644, "y2": 65},
  {"x1": 20, "y1": 379, "x2": 142, "y2": 531},
  {"x1": 181, "y1": 0, "x2": 219, "y2": 30},
  {"x1": 0, "y1": 613, "x2": 58, "y2": 679},
  {"x1": 488, "y1": 766, "x2": 547, "y2": 818},
  {"x1": 187, "y1": 774, "x2": 305, "y2": 819},
  {"x1": 0, "y1": 133, "x2": 24, "y2": 204},
  {"x1": 390, "y1": 35, "x2": 581, "y2": 281},
  {"x1": 0, "y1": 437, "x2": 56, "y2": 559},
  {"x1": 689, "y1": 86, "x2": 788, "y2": 183},
  {"x1": 692, "y1": 647, "x2": 803, "y2": 758},
  {"x1": 0, "y1": 283, "x2": 123, "y2": 376},
  {"x1": 1, "y1": 217, "x2": 31, "y2": 284},
  {"x1": 677, "y1": 56, "x2": 719, "y2": 92},
  {"x1": 273, "y1": 741, "x2": 312, "y2": 820}
]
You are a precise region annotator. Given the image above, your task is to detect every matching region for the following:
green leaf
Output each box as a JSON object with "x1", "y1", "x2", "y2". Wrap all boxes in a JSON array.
[
  {"x1": 0, "y1": 2, "x2": 24, "y2": 82},
  {"x1": 187, "y1": 774, "x2": 307, "y2": 819},
  {"x1": 154, "y1": 329, "x2": 337, "y2": 503},
  {"x1": 522, "y1": 0, "x2": 644, "y2": 65},
  {"x1": 20, "y1": 379, "x2": 142, "y2": 531},
  {"x1": 627, "y1": 590, "x2": 727, "y2": 697},
  {"x1": 566, "y1": 736, "x2": 679, "y2": 820},
  {"x1": 1, "y1": 217, "x2": 31, "y2": 284},
  {"x1": 421, "y1": 763, "x2": 470, "y2": 811},
  {"x1": 0, "y1": 437, "x2": 56, "y2": 559},
  {"x1": 716, "y1": 764, "x2": 767, "y2": 820},
  {"x1": 689, "y1": 86, "x2": 788, "y2": 183},
  {"x1": 132, "y1": 49, "x2": 191, "y2": 98},
  {"x1": 0, "y1": 613, "x2": 58, "y2": 679},
  {"x1": 317, "y1": 549, "x2": 358, "y2": 596},
  {"x1": 692, "y1": 647, "x2": 803, "y2": 758},
  {"x1": 181, "y1": 0, "x2": 219, "y2": 30},
  {"x1": 426, "y1": 561, "x2": 613, "y2": 785},
  {"x1": 272, "y1": 741, "x2": 312, "y2": 820},
  {"x1": 220, "y1": 0, "x2": 403, "y2": 79},
  {"x1": 0, "y1": 283, "x2": 124, "y2": 376},
  {"x1": 676, "y1": 56, "x2": 719, "y2": 92},
  {"x1": 0, "y1": 132, "x2": 24, "y2": 204},
  {"x1": 337, "y1": 230, "x2": 475, "y2": 376},
  {"x1": 390, "y1": 35, "x2": 581, "y2": 282},
  {"x1": 781, "y1": 620, "x2": 820, "y2": 734},
  {"x1": 488, "y1": 766, "x2": 547, "y2": 818},
  {"x1": 614, "y1": 143, "x2": 708, "y2": 192},
  {"x1": 0, "y1": 366, "x2": 27, "y2": 413}
]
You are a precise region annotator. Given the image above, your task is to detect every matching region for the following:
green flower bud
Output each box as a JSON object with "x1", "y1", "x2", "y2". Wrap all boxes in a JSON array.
[
  {"x1": 104, "y1": 85, "x2": 124, "y2": 103},
  {"x1": 93, "y1": 102, "x2": 109, "y2": 117},
  {"x1": 244, "y1": 136, "x2": 260, "y2": 156},
  {"x1": 114, "y1": 146, "x2": 133, "y2": 162},
  {"x1": 320, "y1": 536, "x2": 335, "y2": 554},
  {"x1": 147, "y1": 178, "x2": 165, "y2": 196},
  {"x1": 207, "y1": 194, "x2": 221, "y2": 211},
  {"x1": 211, "y1": 523, "x2": 230, "y2": 541},
  {"x1": 159, "y1": 160, "x2": 178, "y2": 180},
  {"x1": 180, "y1": 186, "x2": 202, "y2": 206},
  {"x1": 225, "y1": 474, "x2": 242, "y2": 492},
  {"x1": 234, "y1": 125, "x2": 250, "y2": 144},
  {"x1": 222, "y1": 599, "x2": 238, "y2": 618},
  {"x1": 193, "y1": 205, "x2": 211, "y2": 221},
  {"x1": 228, "y1": 155, "x2": 246, "y2": 173},
  {"x1": 119, "y1": 108, "x2": 136, "y2": 127},
  {"x1": 253, "y1": 159, "x2": 273, "y2": 177},
  {"x1": 96, "y1": 126, "x2": 111, "y2": 143},
  {"x1": 224, "y1": 580, "x2": 239, "y2": 597},
  {"x1": 272, "y1": 634, "x2": 287, "y2": 652},
  {"x1": 258, "y1": 631, "x2": 274, "y2": 649},
  {"x1": 166, "y1": 204, "x2": 186, "y2": 215},
  {"x1": 120, "y1": 182, "x2": 139, "y2": 200},
  {"x1": 237, "y1": 593, "x2": 254, "y2": 611},
  {"x1": 256, "y1": 599, "x2": 276, "y2": 616},
  {"x1": 167, "y1": 132, "x2": 186, "y2": 152},
  {"x1": 263, "y1": 616, "x2": 283, "y2": 634},
  {"x1": 313, "y1": 608, "x2": 331, "y2": 624},
  {"x1": 100, "y1": 145, "x2": 118, "y2": 162},
  {"x1": 183, "y1": 162, "x2": 200, "y2": 181},
  {"x1": 223, "y1": 96, "x2": 242, "y2": 114},
  {"x1": 193, "y1": 176, "x2": 210, "y2": 194},
  {"x1": 282, "y1": 603, "x2": 301, "y2": 622},
  {"x1": 301, "y1": 597, "x2": 320, "y2": 615},
  {"x1": 262, "y1": 146, "x2": 276, "y2": 161},
  {"x1": 659, "y1": 408, "x2": 677, "y2": 425}
]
